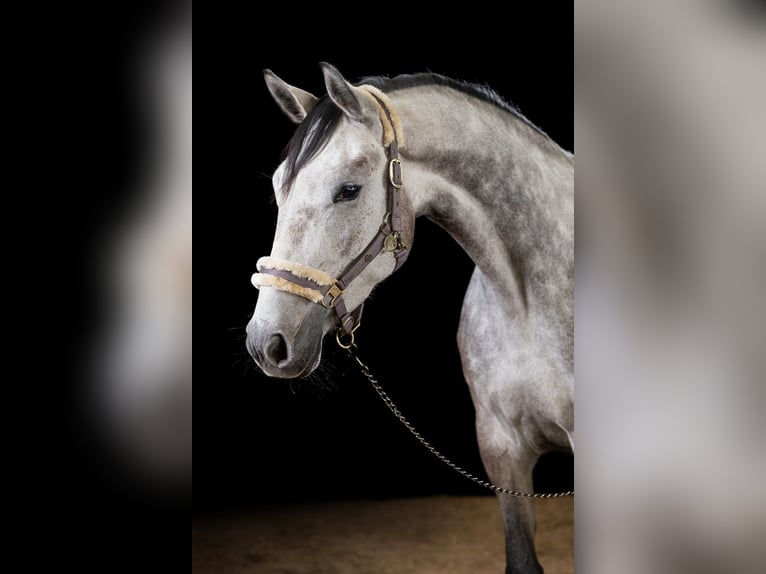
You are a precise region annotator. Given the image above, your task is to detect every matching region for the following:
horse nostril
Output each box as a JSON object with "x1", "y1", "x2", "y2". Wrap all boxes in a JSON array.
[{"x1": 263, "y1": 333, "x2": 288, "y2": 366}]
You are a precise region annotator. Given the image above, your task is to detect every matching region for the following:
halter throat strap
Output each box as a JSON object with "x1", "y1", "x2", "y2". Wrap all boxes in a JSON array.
[{"x1": 252, "y1": 86, "x2": 408, "y2": 346}]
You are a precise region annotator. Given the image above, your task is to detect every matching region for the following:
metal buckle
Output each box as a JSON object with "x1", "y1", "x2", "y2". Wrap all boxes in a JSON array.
[
  {"x1": 321, "y1": 281, "x2": 344, "y2": 308},
  {"x1": 388, "y1": 158, "x2": 403, "y2": 189}
]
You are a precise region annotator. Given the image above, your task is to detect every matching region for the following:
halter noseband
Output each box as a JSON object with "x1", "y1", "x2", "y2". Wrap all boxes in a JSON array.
[{"x1": 251, "y1": 85, "x2": 409, "y2": 348}]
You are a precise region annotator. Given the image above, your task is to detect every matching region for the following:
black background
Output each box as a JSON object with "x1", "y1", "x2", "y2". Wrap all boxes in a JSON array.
[
  {"x1": 8, "y1": 3, "x2": 186, "y2": 572},
  {"x1": 199, "y1": 11, "x2": 574, "y2": 512}
]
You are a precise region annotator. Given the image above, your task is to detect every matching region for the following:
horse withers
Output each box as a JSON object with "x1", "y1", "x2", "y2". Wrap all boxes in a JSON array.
[{"x1": 247, "y1": 63, "x2": 573, "y2": 574}]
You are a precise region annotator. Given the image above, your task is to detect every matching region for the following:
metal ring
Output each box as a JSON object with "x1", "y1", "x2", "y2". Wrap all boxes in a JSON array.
[
  {"x1": 335, "y1": 328, "x2": 355, "y2": 349},
  {"x1": 379, "y1": 212, "x2": 391, "y2": 233},
  {"x1": 389, "y1": 158, "x2": 403, "y2": 189}
]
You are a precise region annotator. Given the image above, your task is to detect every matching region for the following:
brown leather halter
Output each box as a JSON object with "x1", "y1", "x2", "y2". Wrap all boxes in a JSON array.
[{"x1": 252, "y1": 88, "x2": 409, "y2": 348}]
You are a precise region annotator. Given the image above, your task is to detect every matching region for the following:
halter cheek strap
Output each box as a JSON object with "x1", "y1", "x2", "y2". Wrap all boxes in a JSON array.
[{"x1": 251, "y1": 86, "x2": 409, "y2": 348}]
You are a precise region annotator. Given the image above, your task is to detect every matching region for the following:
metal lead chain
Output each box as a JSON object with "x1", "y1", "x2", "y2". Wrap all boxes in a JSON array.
[{"x1": 347, "y1": 345, "x2": 574, "y2": 499}]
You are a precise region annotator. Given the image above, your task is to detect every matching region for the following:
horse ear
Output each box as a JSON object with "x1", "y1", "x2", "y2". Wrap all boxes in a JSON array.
[
  {"x1": 319, "y1": 62, "x2": 367, "y2": 123},
  {"x1": 263, "y1": 69, "x2": 318, "y2": 124}
]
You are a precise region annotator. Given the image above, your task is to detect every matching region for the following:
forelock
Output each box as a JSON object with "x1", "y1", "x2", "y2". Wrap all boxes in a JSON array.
[{"x1": 281, "y1": 96, "x2": 344, "y2": 194}]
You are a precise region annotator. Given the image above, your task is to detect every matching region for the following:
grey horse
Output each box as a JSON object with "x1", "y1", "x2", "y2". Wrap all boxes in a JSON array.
[{"x1": 247, "y1": 63, "x2": 573, "y2": 573}]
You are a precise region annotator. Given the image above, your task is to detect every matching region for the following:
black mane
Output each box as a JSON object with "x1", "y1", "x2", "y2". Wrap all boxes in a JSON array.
[
  {"x1": 360, "y1": 73, "x2": 525, "y2": 118},
  {"x1": 280, "y1": 72, "x2": 537, "y2": 193}
]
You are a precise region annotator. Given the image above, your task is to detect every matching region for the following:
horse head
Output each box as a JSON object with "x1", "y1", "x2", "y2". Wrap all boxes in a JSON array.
[{"x1": 247, "y1": 63, "x2": 414, "y2": 378}]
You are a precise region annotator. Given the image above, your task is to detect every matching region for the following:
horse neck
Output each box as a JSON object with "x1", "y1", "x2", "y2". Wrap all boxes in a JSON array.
[{"x1": 392, "y1": 86, "x2": 574, "y2": 319}]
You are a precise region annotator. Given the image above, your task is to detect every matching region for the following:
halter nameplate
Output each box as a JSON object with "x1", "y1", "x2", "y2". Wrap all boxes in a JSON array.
[{"x1": 252, "y1": 85, "x2": 408, "y2": 346}]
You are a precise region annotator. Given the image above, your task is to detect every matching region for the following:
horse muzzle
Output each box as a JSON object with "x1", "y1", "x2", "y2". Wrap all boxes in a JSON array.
[{"x1": 246, "y1": 289, "x2": 326, "y2": 378}]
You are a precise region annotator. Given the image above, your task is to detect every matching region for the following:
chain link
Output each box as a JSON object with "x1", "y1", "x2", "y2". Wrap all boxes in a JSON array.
[{"x1": 347, "y1": 344, "x2": 574, "y2": 499}]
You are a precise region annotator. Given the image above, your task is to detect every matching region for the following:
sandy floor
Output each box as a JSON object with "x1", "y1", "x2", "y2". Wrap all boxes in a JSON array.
[{"x1": 193, "y1": 496, "x2": 573, "y2": 573}]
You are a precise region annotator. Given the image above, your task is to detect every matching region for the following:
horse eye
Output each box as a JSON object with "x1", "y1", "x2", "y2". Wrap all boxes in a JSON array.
[{"x1": 334, "y1": 183, "x2": 361, "y2": 203}]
